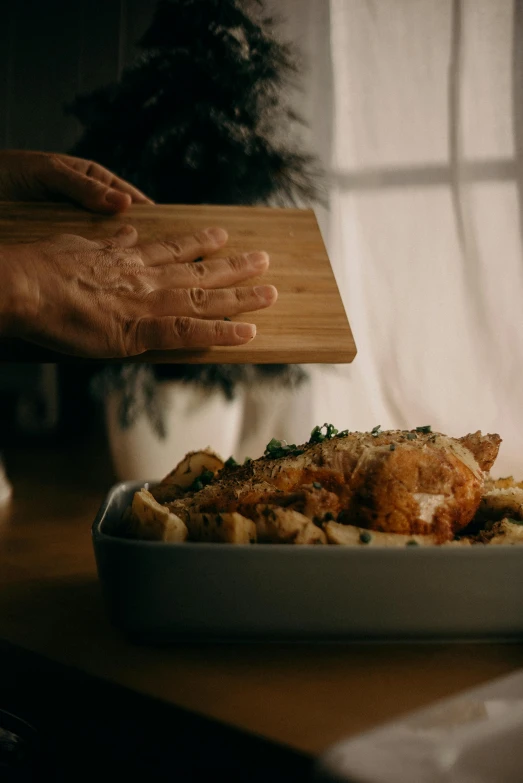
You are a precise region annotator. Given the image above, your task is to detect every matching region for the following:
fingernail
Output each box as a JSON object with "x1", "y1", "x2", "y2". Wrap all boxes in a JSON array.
[
  {"x1": 246, "y1": 251, "x2": 269, "y2": 269},
  {"x1": 235, "y1": 323, "x2": 256, "y2": 340},
  {"x1": 254, "y1": 284, "x2": 277, "y2": 303},
  {"x1": 205, "y1": 227, "x2": 228, "y2": 243}
]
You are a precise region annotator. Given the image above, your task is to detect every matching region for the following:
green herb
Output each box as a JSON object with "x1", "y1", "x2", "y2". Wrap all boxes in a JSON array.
[
  {"x1": 224, "y1": 316, "x2": 231, "y2": 321},
  {"x1": 416, "y1": 425, "x2": 432, "y2": 433},
  {"x1": 406, "y1": 433, "x2": 417, "y2": 440},
  {"x1": 244, "y1": 456, "x2": 252, "y2": 464},
  {"x1": 406, "y1": 540, "x2": 419, "y2": 546},
  {"x1": 371, "y1": 425, "x2": 381, "y2": 437},
  {"x1": 309, "y1": 425, "x2": 325, "y2": 444},
  {"x1": 390, "y1": 443, "x2": 396, "y2": 451},
  {"x1": 264, "y1": 437, "x2": 285, "y2": 456},
  {"x1": 359, "y1": 531, "x2": 372, "y2": 544},
  {"x1": 225, "y1": 456, "x2": 238, "y2": 468},
  {"x1": 324, "y1": 512, "x2": 335, "y2": 521},
  {"x1": 336, "y1": 430, "x2": 349, "y2": 438},
  {"x1": 264, "y1": 437, "x2": 303, "y2": 459},
  {"x1": 189, "y1": 468, "x2": 214, "y2": 492},
  {"x1": 313, "y1": 481, "x2": 322, "y2": 490},
  {"x1": 309, "y1": 423, "x2": 339, "y2": 445},
  {"x1": 506, "y1": 518, "x2": 523, "y2": 526}
]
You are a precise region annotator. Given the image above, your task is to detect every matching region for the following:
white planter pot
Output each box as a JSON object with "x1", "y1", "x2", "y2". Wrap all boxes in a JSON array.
[
  {"x1": 235, "y1": 380, "x2": 315, "y2": 462},
  {"x1": 105, "y1": 382, "x2": 245, "y2": 481}
]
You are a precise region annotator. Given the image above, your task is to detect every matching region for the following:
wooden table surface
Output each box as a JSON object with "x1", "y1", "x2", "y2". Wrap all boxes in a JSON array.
[
  {"x1": 2, "y1": 436, "x2": 523, "y2": 758},
  {"x1": 0, "y1": 201, "x2": 356, "y2": 365}
]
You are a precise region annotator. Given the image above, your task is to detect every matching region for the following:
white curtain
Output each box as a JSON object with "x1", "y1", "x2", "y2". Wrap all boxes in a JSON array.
[{"x1": 269, "y1": 0, "x2": 523, "y2": 478}]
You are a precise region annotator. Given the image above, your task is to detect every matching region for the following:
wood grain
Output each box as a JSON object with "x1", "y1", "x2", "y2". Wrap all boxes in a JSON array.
[
  {"x1": 1, "y1": 438, "x2": 523, "y2": 756},
  {"x1": 0, "y1": 201, "x2": 356, "y2": 364}
]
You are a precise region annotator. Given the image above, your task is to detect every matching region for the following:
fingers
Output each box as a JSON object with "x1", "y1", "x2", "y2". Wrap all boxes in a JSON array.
[
  {"x1": 130, "y1": 317, "x2": 257, "y2": 353},
  {"x1": 74, "y1": 158, "x2": 153, "y2": 205},
  {"x1": 62, "y1": 155, "x2": 154, "y2": 207},
  {"x1": 47, "y1": 156, "x2": 132, "y2": 214},
  {"x1": 146, "y1": 284, "x2": 278, "y2": 318},
  {"x1": 107, "y1": 173, "x2": 154, "y2": 205},
  {"x1": 138, "y1": 227, "x2": 228, "y2": 265},
  {"x1": 150, "y1": 251, "x2": 269, "y2": 289},
  {"x1": 109, "y1": 224, "x2": 139, "y2": 248},
  {"x1": 48, "y1": 156, "x2": 154, "y2": 213}
]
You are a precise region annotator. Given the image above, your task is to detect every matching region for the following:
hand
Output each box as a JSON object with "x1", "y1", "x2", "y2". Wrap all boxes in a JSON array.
[
  {"x1": 0, "y1": 226, "x2": 277, "y2": 357},
  {"x1": 0, "y1": 150, "x2": 153, "y2": 213}
]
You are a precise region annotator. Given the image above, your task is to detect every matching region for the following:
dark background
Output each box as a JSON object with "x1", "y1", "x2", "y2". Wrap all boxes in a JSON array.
[
  {"x1": 0, "y1": 0, "x2": 158, "y2": 446},
  {"x1": 0, "y1": 0, "x2": 155, "y2": 152}
]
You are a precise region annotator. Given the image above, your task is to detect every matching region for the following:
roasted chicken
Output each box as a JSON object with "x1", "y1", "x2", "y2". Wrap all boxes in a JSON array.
[{"x1": 131, "y1": 426, "x2": 501, "y2": 545}]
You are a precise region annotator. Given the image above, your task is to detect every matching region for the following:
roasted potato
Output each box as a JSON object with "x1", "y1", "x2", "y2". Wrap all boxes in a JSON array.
[
  {"x1": 185, "y1": 511, "x2": 256, "y2": 544},
  {"x1": 324, "y1": 520, "x2": 470, "y2": 547},
  {"x1": 151, "y1": 449, "x2": 225, "y2": 503},
  {"x1": 253, "y1": 506, "x2": 327, "y2": 545},
  {"x1": 130, "y1": 489, "x2": 188, "y2": 542},
  {"x1": 477, "y1": 487, "x2": 523, "y2": 526}
]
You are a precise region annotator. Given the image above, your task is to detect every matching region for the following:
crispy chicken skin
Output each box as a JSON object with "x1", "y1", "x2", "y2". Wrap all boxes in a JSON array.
[
  {"x1": 458, "y1": 431, "x2": 502, "y2": 472},
  {"x1": 156, "y1": 430, "x2": 501, "y2": 544}
]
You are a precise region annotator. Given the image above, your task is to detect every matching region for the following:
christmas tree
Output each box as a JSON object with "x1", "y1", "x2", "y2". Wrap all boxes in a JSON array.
[
  {"x1": 68, "y1": 0, "x2": 321, "y2": 430},
  {"x1": 69, "y1": 0, "x2": 320, "y2": 207}
]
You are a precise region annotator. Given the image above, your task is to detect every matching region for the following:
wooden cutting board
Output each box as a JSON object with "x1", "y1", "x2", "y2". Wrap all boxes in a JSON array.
[{"x1": 0, "y1": 202, "x2": 356, "y2": 364}]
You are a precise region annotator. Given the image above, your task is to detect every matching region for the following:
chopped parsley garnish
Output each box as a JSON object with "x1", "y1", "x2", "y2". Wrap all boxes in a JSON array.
[
  {"x1": 359, "y1": 531, "x2": 372, "y2": 544},
  {"x1": 389, "y1": 443, "x2": 396, "y2": 451},
  {"x1": 313, "y1": 481, "x2": 323, "y2": 490},
  {"x1": 224, "y1": 316, "x2": 231, "y2": 321},
  {"x1": 189, "y1": 468, "x2": 214, "y2": 492},
  {"x1": 406, "y1": 432, "x2": 417, "y2": 440},
  {"x1": 225, "y1": 456, "x2": 238, "y2": 468},
  {"x1": 244, "y1": 456, "x2": 253, "y2": 464},
  {"x1": 309, "y1": 426, "x2": 325, "y2": 444},
  {"x1": 309, "y1": 423, "x2": 339, "y2": 444},
  {"x1": 264, "y1": 438, "x2": 303, "y2": 459},
  {"x1": 336, "y1": 430, "x2": 349, "y2": 438},
  {"x1": 371, "y1": 425, "x2": 381, "y2": 437},
  {"x1": 406, "y1": 540, "x2": 419, "y2": 546},
  {"x1": 416, "y1": 425, "x2": 432, "y2": 433},
  {"x1": 324, "y1": 512, "x2": 335, "y2": 521}
]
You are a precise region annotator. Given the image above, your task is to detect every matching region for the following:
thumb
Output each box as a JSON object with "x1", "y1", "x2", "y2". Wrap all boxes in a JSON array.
[{"x1": 49, "y1": 158, "x2": 131, "y2": 214}]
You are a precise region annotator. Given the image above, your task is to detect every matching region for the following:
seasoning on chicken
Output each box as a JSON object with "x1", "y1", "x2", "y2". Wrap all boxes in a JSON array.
[{"x1": 148, "y1": 427, "x2": 501, "y2": 544}]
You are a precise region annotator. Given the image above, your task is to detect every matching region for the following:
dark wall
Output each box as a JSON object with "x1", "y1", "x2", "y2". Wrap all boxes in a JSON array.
[
  {"x1": 0, "y1": 0, "x2": 155, "y2": 152},
  {"x1": 0, "y1": 1, "x2": 158, "y2": 443}
]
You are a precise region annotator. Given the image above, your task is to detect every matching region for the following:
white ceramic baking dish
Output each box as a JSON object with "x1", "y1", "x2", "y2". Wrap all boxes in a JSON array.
[{"x1": 92, "y1": 481, "x2": 523, "y2": 642}]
